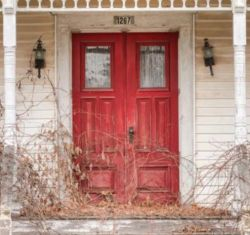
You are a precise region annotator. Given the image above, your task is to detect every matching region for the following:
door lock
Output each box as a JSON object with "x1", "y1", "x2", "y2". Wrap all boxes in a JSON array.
[{"x1": 128, "y1": 127, "x2": 135, "y2": 144}]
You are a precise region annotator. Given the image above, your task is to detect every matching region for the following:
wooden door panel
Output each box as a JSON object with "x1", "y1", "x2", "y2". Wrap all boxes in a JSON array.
[
  {"x1": 134, "y1": 97, "x2": 171, "y2": 151},
  {"x1": 87, "y1": 168, "x2": 115, "y2": 190},
  {"x1": 99, "y1": 98, "x2": 116, "y2": 151},
  {"x1": 126, "y1": 33, "x2": 179, "y2": 203},
  {"x1": 135, "y1": 98, "x2": 152, "y2": 150},
  {"x1": 80, "y1": 98, "x2": 97, "y2": 151},
  {"x1": 73, "y1": 34, "x2": 125, "y2": 202},
  {"x1": 73, "y1": 33, "x2": 179, "y2": 204},
  {"x1": 138, "y1": 167, "x2": 169, "y2": 188},
  {"x1": 79, "y1": 97, "x2": 118, "y2": 152},
  {"x1": 155, "y1": 98, "x2": 171, "y2": 150},
  {"x1": 136, "y1": 163, "x2": 179, "y2": 202}
]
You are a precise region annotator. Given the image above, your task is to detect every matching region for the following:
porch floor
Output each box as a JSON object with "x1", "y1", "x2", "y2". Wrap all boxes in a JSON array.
[{"x1": 13, "y1": 218, "x2": 240, "y2": 235}]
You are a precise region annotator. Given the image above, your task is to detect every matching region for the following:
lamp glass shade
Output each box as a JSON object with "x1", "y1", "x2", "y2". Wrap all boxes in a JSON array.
[
  {"x1": 35, "y1": 50, "x2": 45, "y2": 60},
  {"x1": 203, "y1": 47, "x2": 213, "y2": 59}
]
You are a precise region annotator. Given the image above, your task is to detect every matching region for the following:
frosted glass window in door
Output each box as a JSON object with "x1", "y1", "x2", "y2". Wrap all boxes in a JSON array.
[
  {"x1": 140, "y1": 46, "x2": 166, "y2": 88},
  {"x1": 85, "y1": 46, "x2": 111, "y2": 88}
]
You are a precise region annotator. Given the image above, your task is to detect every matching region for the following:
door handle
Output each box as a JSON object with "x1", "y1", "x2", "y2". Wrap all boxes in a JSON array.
[{"x1": 128, "y1": 127, "x2": 135, "y2": 144}]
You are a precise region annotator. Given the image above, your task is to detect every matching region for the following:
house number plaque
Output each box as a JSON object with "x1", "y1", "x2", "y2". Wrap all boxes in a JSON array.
[{"x1": 114, "y1": 16, "x2": 135, "y2": 25}]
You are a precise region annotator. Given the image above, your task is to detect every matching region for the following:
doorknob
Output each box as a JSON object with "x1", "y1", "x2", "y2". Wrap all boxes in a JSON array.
[{"x1": 128, "y1": 127, "x2": 135, "y2": 144}]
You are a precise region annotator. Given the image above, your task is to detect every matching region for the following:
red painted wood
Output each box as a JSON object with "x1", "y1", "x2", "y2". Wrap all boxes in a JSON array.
[
  {"x1": 72, "y1": 34, "x2": 126, "y2": 202},
  {"x1": 72, "y1": 33, "x2": 179, "y2": 204},
  {"x1": 125, "y1": 33, "x2": 179, "y2": 203}
]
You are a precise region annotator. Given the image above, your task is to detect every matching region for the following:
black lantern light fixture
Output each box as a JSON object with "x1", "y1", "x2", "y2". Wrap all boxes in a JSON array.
[
  {"x1": 203, "y1": 38, "x2": 215, "y2": 76},
  {"x1": 33, "y1": 38, "x2": 46, "y2": 78}
]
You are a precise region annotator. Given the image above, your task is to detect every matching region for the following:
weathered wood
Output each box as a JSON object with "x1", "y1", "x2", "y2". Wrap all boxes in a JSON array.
[{"x1": 12, "y1": 219, "x2": 240, "y2": 235}]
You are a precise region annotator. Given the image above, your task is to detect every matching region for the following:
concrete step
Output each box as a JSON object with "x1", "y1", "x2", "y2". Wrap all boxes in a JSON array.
[{"x1": 13, "y1": 218, "x2": 240, "y2": 235}]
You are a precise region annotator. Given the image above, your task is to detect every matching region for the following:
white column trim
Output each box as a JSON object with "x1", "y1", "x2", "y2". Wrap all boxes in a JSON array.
[
  {"x1": 1, "y1": 0, "x2": 16, "y2": 219},
  {"x1": 233, "y1": 0, "x2": 247, "y2": 144},
  {"x1": 3, "y1": 0, "x2": 16, "y2": 146},
  {"x1": 232, "y1": 0, "x2": 247, "y2": 214},
  {"x1": 234, "y1": 45, "x2": 247, "y2": 144}
]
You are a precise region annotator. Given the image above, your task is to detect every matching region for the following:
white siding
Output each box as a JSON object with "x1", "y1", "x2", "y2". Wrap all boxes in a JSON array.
[
  {"x1": 194, "y1": 12, "x2": 250, "y2": 206},
  {"x1": 0, "y1": 13, "x2": 56, "y2": 152}
]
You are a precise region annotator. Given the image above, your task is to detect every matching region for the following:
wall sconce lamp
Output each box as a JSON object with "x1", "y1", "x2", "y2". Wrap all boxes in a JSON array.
[
  {"x1": 203, "y1": 38, "x2": 215, "y2": 76},
  {"x1": 33, "y1": 39, "x2": 46, "y2": 78}
]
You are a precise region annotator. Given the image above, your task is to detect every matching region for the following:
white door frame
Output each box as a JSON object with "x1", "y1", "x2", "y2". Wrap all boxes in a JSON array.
[{"x1": 56, "y1": 12, "x2": 194, "y2": 203}]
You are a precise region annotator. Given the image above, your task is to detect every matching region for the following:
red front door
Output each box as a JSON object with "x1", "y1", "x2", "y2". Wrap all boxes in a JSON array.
[{"x1": 72, "y1": 33, "x2": 179, "y2": 203}]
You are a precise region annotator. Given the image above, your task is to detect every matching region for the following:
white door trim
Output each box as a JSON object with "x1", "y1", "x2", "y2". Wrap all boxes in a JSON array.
[{"x1": 56, "y1": 12, "x2": 194, "y2": 203}]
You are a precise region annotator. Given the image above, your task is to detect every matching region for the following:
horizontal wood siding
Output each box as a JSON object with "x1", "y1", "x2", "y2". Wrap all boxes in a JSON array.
[
  {"x1": 0, "y1": 13, "x2": 56, "y2": 154},
  {"x1": 194, "y1": 12, "x2": 250, "y2": 206}
]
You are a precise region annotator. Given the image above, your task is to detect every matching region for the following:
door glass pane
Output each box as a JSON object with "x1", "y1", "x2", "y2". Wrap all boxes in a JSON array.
[
  {"x1": 140, "y1": 46, "x2": 166, "y2": 88},
  {"x1": 85, "y1": 46, "x2": 111, "y2": 88}
]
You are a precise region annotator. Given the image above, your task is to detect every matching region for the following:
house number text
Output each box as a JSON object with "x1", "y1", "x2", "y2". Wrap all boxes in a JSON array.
[{"x1": 113, "y1": 16, "x2": 135, "y2": 25}]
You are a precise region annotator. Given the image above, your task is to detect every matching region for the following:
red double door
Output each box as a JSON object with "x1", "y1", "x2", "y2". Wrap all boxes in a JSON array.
[{"x1": 72, "y1": 33, "x2": 179, "y2": 203}]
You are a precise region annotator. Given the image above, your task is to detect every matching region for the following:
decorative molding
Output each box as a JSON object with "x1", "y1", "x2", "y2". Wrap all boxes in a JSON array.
[
  {"x1": 3, "y1": 0, "x2": 16, "y2": 14},
  {"x1": 3, "y1": 7, "x2": 15, "y2": 14},
  {"x1": 16, "y1": 0, "x2": 231, "y2": 12},
  {"x1": 233, "y1": 0, "x2": 246, "y2": 13}
]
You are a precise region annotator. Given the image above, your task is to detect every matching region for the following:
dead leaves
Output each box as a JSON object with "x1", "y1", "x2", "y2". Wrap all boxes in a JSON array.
[{"x1": 21, "y1": 202, "x2": 229, "y2": 219}]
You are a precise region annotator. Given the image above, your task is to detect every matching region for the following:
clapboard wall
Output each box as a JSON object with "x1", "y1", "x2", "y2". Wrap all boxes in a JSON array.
[
  {"x1": 0, "y1": 13, "x2": 56, "y2": 147},
  {"x1": 194, "y1": 12, "x2": 250, "y2": 206}
]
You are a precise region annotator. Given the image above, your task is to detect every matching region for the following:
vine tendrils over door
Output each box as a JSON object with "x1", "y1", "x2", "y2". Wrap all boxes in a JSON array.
[{"x1": 72, "y1": 33, "x2": 179, "y2": 204}]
